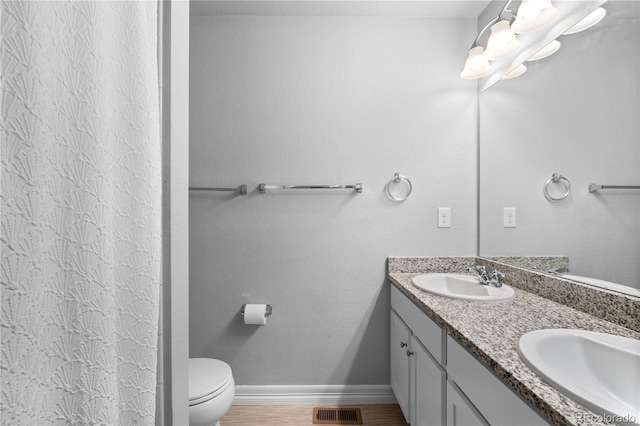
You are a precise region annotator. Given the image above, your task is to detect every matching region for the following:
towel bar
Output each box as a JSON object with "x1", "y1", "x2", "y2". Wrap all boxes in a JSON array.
[
  {"x1": 588, "y1": 184, "x2": 640, "y2": 193},
  {"x1": 258, "y1": 183, "x2": 362, "y2": 193},
  {"x1": 189, "y1": 184, "x2": 248, "y2": 195}
]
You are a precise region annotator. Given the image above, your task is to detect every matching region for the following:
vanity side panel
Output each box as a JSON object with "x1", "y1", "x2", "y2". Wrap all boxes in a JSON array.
[{"x1": 447, "y1": 335, "x2": 550, "y2": 426}]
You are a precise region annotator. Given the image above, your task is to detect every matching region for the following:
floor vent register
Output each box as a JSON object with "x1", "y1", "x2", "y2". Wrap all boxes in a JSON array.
[{"x1": 312, "y1": 407, "x2": 363, "y2": 425}]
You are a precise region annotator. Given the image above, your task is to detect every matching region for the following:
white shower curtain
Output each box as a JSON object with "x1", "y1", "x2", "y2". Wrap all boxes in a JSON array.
[{"x1": 1, "y1": 1, "x2": 162, "y2": 424}]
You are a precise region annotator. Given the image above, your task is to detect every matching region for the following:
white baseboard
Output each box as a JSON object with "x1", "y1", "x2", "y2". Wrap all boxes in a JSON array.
[{"x1": 233, "y1": 384, "x2": 397, "y2": 406}]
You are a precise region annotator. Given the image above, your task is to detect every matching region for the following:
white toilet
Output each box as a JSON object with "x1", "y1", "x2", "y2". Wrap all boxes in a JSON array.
[{"x1": 189, "y1": 358, "x2": 235, "y2": 426}]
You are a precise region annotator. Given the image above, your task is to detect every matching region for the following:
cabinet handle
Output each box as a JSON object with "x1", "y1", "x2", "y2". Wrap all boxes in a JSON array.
[
  {"x1": 400, "y1": 341, "x2": 407, "y2": 348},
  {"x1": 407, "y1": 350, "x2": 414, "y2": 357}
]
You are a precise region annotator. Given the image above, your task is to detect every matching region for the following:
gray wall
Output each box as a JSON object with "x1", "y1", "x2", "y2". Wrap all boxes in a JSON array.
[
  {"x1": 189, "y1": 15, "x2": 478, "y2": 385},
  {"x1": 479, "y1": 1, "x2": 640, "y2": 288}
]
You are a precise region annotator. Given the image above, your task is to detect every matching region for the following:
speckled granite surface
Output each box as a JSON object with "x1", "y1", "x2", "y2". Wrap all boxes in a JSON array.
[
  {"x1": 387, "y1": 256, "x2": 476, "y2": 274},
  {"x1": 388, "y1": 256, "x2": 640, "y2": 333},
  {"x1": 387, "y1": 257, "x2": 640, "y2": 426},
  {"x1": 477, "y1": 258, "x2": 640, "y2": 333},
  {"x1": 484, "y1": 256, "x2": 570, "y2": 273}
]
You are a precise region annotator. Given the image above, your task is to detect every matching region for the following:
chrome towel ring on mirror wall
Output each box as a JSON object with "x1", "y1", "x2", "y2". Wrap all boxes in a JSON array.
[
  {"x1": 544, "y1": 173, "x2": 571, "y2": 201},
  {"x1": 386, "y1": 173, "x2": 412, "y2": 202}
]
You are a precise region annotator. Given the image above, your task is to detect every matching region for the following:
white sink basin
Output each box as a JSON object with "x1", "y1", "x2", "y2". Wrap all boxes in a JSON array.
[
  {"x1": 411, "y1": 273, "x2": 515, "y2": 302},
  {"x1": 518, "y1": 329, "x2": 640, "y2": 424}
]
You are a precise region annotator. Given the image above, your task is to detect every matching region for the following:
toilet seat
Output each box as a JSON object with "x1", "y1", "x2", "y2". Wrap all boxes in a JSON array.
[{"x1": 189, "y1": 358, "x2": 233, "y2": 406}]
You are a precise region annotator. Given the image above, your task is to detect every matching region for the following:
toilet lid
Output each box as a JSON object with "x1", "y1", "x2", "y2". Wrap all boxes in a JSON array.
[{"x1": 189, "y1": 358, "x2": 233, "y2": 402}]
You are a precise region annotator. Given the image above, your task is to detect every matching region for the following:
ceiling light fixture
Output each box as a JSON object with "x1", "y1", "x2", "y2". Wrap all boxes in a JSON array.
[
  {"x1": 460, "y1": 46, "x2": 493, "y2": 80},
  {"x1": 460, "y1": 0, "x2": 519, "y2": 79},
  {"x1": 503, "y1": 64, "x2": 527, "y2": 80},
  {"x1": 462, "y1": 0, "x2": 610, "y2": 85},
  {"x1": 512, "y1": 0, "x2": 558, "y2": 33},
  {"x1": 563, "y1": 7, "x2": 606, "y2": 35},
  {"x1": 485, "y1": 20, "x2": 519, "y2": 60},
  {"x1": 464, "y1": 1, "x2": 608, "y2": 90},
  {"x1": 527, "y1": 40, "x2": 561, "y2": 61}
]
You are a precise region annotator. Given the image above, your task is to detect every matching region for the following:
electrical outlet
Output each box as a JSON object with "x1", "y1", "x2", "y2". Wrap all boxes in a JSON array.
[
  {"x1": 504, "y1": 207, "x2": 516, "y2": 228},
  {"x1": 438, "y1": 207, "x2": 451, "y2": 228}
]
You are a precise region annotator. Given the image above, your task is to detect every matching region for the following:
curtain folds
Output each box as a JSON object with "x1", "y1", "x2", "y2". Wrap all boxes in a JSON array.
[{"x1": 1, "y1": 1, "x2": 162, "y2": 424}]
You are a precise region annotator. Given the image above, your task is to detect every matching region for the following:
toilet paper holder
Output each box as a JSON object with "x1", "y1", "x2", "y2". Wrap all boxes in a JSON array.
[{"x1": 241, "y1": 304, "x2": 273, "y2": 317}]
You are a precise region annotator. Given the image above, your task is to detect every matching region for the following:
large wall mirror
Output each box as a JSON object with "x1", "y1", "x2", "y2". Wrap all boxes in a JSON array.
[{"x1": 479, "y1": 0, "x2": 640, "y2": 294}]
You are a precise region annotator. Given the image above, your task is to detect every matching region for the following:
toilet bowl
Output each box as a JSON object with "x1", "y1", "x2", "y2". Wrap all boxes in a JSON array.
[{"x1": 189, "y1": 358, "x2": 235, "y2": 426}]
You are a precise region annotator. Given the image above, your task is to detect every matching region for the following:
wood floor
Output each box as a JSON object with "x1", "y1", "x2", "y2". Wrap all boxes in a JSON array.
[{"x1": 221, "y1": 404, "x2": 408, "y2": 425}]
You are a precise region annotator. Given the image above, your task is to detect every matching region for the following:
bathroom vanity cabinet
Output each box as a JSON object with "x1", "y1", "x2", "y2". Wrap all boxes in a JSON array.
[
  {"x1": 390, "y1": 285, "x2": 446, "y2": 425},
  {"x1": 390, "y1": 310, "x2": 446, "y2": 425},
  {"x1": 390, "y1": 285, "x2": 547, "y2": 426}
]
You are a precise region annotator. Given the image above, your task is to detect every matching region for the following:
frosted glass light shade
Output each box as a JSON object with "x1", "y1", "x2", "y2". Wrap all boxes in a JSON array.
[
  {"x1": 512, "y1": 0, "x2": 558, "y2": 33},
  {"x1": 460, "y1": 46, "x2": 492, "y2": 80},
  {"x1": 503, "y1": 64, "x2": 527, "y2": 80},
  {"x1": 484, "y1": 20, "x2": 519, "y2": 60},
  {"x1": 563, "y1": 7, "x2": 606, "y2": 35},
  {"x1": 527, "y1": 40, "x2": 561, "y2": 61}
]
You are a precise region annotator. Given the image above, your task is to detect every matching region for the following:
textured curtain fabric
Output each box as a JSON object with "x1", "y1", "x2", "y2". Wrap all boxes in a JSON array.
[{"x1": 1, "y1": 1, "x2": 161, "y2": 424}]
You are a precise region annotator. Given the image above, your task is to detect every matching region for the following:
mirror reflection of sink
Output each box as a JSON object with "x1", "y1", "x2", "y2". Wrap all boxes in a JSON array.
[
  {"x1": 561, "y1": 274, "x2": 640, "y2": 298},
  {"x1": 518, "y1": 329, "x2": 640, "y2": 424},
  {"x1": 411, "y1": 273, "x2": 515, "y2": 302}
]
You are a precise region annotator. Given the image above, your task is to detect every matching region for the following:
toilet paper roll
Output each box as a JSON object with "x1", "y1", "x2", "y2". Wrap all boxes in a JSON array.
[{"x1": 243, "y1": 304, "x2": 268, "y2": 325}]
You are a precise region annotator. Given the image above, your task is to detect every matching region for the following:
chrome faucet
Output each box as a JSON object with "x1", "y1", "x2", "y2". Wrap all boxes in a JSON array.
[
  {"x1": 467, "y1": 266, "x2": 505, "y2": 288},
  {"x1": 468, "y1": 265, "x2": 490, "y2": 283}
]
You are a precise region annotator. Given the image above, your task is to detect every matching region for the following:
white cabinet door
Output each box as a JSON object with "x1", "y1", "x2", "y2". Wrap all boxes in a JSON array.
[
  {"x1": 390, "y1": 309, "x2": 411, "y2": 422},
  {"x1": 446, "y1": 381, "x2": 488, "y2": 426},
  {"x1": 411, "y1": 335, "x2": 445, "y2": 426}
]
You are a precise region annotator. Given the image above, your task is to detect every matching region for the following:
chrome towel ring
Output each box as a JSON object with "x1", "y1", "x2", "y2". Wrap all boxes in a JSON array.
[
  {"x1": 386, "y1": 173, "x2": 412, "y2": 202},
  {"x1": 544, "y1": 173, "x2": 571, "y2": 201}
]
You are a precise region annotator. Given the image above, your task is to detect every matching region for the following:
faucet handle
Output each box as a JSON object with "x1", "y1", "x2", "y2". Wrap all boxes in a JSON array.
[
  {"x1": 489, "y1": 270, "x2": 505, "y2": 287},
  {"x1": 491, "y1": 270, "x2": 504, "y2": 279},
  {"x1": 467, "y1": 265, "x2": 490, "y2": 284}
]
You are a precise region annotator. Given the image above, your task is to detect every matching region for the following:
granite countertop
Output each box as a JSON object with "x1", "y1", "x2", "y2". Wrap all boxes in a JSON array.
[{"x1": 388, "y1": 272, "x2": 640, "y2": 426}]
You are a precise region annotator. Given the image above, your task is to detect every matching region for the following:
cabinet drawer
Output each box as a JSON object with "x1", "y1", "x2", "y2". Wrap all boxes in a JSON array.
[
  {"x1": 447, "y1": 335, "x2": 549, "y2": 426},
  {"x1": 391, "y1": 285, "x2": 444, "y2": 365}
]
